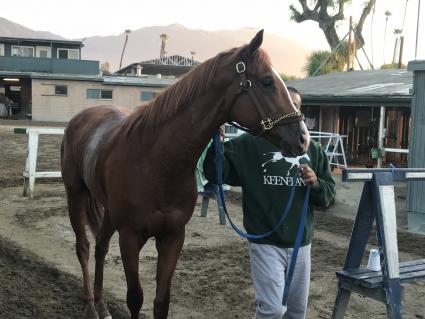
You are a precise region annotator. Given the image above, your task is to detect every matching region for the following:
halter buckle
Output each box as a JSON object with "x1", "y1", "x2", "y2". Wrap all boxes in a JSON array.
[
  {"x1": 236, "y1": 62, "x2": 246, "y2": 74},
  {"x1": 240, "y1": 79, "x2": 252, "y2": 89},
  {"x1": 261, "y1": 118, "x2": 274, "y2": 130}
]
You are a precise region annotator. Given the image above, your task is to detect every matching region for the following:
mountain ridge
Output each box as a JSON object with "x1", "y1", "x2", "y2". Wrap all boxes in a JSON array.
[
  {"x1": 0, "y1": 17, "x2": 65, "y2": 40},
  {"x1": 0, "y1": 17, "x2": 311, "y2": 76}
]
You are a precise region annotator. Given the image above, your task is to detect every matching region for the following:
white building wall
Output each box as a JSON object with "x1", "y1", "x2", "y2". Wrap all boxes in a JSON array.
[{"x1": 31, "y1": 79, "x2": 163, "y2": 122}]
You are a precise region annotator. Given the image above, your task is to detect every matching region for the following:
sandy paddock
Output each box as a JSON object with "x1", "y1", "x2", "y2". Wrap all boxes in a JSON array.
[{"x1": 0, "y1": 123, "x2": 424, "y2": 319}]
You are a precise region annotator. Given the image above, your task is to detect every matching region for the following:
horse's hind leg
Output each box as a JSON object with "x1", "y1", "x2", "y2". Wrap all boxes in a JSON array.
[
  {"x1": 93, "y1": 211, "x2": 115, "y2": 319},
  {"x1": 154, "y1": 228, "x2": 185, "y2": 319},
  {"x1": 119, "y1": 229, "x2": 144, "y2": 319},
  {"x1": 66, "y1": 189, "x2": 98, "y2": 319}
]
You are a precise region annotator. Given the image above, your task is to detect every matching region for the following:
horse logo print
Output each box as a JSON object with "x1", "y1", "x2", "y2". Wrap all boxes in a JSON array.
[{"x1": 262, "y1": 152, "x2": 310, "y2": 176}]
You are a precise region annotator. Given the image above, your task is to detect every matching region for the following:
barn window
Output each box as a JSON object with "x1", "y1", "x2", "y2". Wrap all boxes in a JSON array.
[
  {"x1": 0, "y1": 44, "x2": 4, "y2": 56},
  {"x1": 141, "y1": 91, "x2": 156, "y2": 101},
  {"x1": 36, "y1": 46, "x2": 51, "y2": 58},
  {"x1": 87, "y1": 89, "x2": 113, "y2": 100},
  {"x1": 11, "y1": 45, "x2": 34, "y2": 57},
  {"x1": 55, "y1": 85, "x2": 68, "y2": 96},
  {"x1": 87, "y1": 89, "x2": 100, "y2": 99},
  {"x1": 57, "y1": 48, "x2": 79, "y2": 60},
  {"x1": 101, "y1": 90, "x2": 113, "y2": 99}
]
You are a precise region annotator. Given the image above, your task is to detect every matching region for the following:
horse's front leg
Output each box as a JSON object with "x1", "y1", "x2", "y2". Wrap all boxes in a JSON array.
[
  {"x1": 119, "y1": 228, "x2": 144, "y2": 319},
  {"x1": 154, "y1": 227, "x2": 185, "y2": 319},
  {"x1": 93, "y1": 210, "x2": 115, "y2": 319}
]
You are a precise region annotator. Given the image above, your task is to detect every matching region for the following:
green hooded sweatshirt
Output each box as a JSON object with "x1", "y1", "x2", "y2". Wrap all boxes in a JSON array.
[{"x1": 203, "y1": 133, "x2": 336, "y2": 248}]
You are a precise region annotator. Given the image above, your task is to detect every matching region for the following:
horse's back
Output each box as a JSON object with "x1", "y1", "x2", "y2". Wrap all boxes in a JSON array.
[
  {"x1": 67, "y1": 105, "x2": 128, "y2": 136},
  {"x1": 61, "y1": 105, "x2": 130, "y2": 192}
]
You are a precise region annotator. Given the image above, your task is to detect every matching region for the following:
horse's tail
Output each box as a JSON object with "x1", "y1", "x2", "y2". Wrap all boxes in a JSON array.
[{"x1": 85, "y1": 193, "x2": 104, "y2": 237}]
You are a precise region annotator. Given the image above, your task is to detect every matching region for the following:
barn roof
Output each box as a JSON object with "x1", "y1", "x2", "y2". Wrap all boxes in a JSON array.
[
  {"x1": 117, "y1": 63, "x2": 194, "y2": 77},
  {"x1": 287, "y1": 69, "x2": 413, "y2": 107},
  {"x1": 116, "y1": 55, "x2": 200, "y2": 77},
  {"x1": 140, "y1": 55, "x2": 201, "y2": 66},
  {"x1": 0, "y1": 36, "x2": 82, "y2": 46},
  {"x1": 0, "y1": 71, "x2": 176, "y2": 87}
]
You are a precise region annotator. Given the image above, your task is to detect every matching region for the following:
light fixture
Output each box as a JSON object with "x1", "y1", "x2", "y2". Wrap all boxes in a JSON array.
[{"x1": 3, "y1": 78, "x2": 20, "y2": 82}]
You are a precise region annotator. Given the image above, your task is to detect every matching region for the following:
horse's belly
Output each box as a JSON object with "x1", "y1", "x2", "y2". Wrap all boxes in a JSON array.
[{"x1": 111, "y1": 204, "x2": 194, "y2": 238}]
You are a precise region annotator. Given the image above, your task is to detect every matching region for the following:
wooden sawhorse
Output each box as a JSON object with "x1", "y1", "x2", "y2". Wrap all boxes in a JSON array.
[
  {"x1": 198, "y1": 183, "x2": 226, "y2": 225},
  {"x1": 332, "y1": 168, "x2": 425, "y2": 319}
]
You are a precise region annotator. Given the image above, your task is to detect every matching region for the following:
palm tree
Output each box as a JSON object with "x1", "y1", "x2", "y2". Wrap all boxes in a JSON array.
[
  {"x1": 119, "y1": 29, "x2": 131, "y2": 71},
  {"x1": 160, "y1": 34, "x2": 168, "y2": 60},
  {"x1": 370, "y1": 2, "x2": 376, "y2": 66},
  {"x1": 401, "y1": 0, "x2": 409, "y2": 32},
  {"x1": 415, "y1": 0, "x2": 422, "y2": 58},
  {"x1": 383, "y1": 10, "x2": 392, "y2": 64},
  {"x1": 392, "y1": 28, "x2": 403, "y2": 64}
]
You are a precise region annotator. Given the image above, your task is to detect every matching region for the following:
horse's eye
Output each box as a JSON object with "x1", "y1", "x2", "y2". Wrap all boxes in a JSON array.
[{"x1": 261, "y1": 77, "x2": 274, "y2": 88}]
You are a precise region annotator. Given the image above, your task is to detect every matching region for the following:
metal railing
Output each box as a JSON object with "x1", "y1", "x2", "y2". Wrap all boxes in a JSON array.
[
  {"x1": 309, "y1": 131, "x2": 348, "y2": 168},
  {"x1": 0, "y1": 56, "x2": 99, "y2": 75}
]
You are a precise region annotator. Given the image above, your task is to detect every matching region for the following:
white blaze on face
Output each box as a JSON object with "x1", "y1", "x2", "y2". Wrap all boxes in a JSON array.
[{"x1": 271, "y1": 66, "x2": 298, "y2": 113}]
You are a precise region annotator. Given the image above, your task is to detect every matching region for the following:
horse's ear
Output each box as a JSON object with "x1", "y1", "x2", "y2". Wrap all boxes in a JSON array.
[{"x1": 248, "y1": 29, "x2": 264, "y2": 55}]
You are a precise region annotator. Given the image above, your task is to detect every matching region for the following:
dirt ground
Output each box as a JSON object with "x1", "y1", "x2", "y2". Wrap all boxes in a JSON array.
[{"x1": 0, "y1": 123, "x2": 424, "y2": 319}]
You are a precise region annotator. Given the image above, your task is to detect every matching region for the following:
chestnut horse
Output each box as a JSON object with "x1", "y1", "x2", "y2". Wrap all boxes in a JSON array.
[{"x1": 61, "y1": 30, "x2": 310, "y2": 319}]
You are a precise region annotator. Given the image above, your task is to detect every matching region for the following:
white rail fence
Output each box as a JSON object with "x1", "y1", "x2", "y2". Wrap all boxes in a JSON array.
[
  {"x1": 19, "y1": 127, "x2": 350, "y2": 197},
  {"x1": 383, "y1": 147, "x2": 409, "y2": 154},
  {"x1": 22, "y1": 127, "x2": 64, "y2": 198}
]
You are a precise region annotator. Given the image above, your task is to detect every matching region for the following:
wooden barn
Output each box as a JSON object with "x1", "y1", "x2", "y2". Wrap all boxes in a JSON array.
[
  {"x1": 0, "y1": 36, "x2": 177, "y2": 122},
  {"x1": 288, "y1": 69, "x2": 412, "y2": 166}
]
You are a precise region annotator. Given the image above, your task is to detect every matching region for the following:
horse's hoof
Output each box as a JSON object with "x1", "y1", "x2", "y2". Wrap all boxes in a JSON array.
[
  {"x1": 96, "y1": 300, "x2": 112, "y2": 319},
  {"x1": 83, "y1": 301, "x2": 99, "y2": 319}
]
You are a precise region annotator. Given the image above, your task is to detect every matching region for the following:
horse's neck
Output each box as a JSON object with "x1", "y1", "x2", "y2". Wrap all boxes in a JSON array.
[
  {"x1": 191, "y1": 94, "x2": 227, "y2": 147},
  {"x1": 170, "y1": 95, "x2": 226, "y2": 162},
  {"x1": 122, "y1": 96, "x2": 225, "y2": 176}
]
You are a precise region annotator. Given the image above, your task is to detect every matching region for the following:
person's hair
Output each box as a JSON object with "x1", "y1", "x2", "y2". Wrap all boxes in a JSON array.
[
  {"x1": 286, "y1": 86, "x2": 302, "y2": 109},
  {"x1": 286, "y1": 86, "x2": 300, "y2": 96}
]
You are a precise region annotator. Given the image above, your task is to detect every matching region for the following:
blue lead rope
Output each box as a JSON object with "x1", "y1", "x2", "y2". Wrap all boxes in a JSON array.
[
  {"x1": 282, "y1": 184, "x2": 310, "y2": 306},
  {"x1": 214, "y1": 132, "x2": 297, "y2": 239},
  {"x1": 213, "y1": 132, "x2": 311, "y2": 306}
]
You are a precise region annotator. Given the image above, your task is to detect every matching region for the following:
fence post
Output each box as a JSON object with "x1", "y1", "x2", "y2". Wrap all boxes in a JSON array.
[{"x1": 23, "y1": 130, "x2": 39, "y2": 198}]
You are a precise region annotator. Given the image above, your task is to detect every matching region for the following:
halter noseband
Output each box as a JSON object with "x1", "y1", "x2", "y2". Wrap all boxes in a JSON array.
[{"x1": 230, "y1": 61, "x2": 304, "y2": 136}]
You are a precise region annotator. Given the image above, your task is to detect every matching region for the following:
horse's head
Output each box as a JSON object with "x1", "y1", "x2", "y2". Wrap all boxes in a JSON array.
[{"x1": 224, "y1": 30, "x2": 310, "y2": 156}]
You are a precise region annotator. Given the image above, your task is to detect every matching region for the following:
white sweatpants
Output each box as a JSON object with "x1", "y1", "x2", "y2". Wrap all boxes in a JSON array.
[{"x1": 249, "y1": 243, "x2": 311, "y2": 319}]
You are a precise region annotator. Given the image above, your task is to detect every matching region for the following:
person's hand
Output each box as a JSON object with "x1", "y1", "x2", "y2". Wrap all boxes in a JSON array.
[
  {"x1": 219, "y1": 125, "x2": 225, "y2": 142},
  {"x1": 299, "y1": 164, "x2": 318, "y2": 189}
]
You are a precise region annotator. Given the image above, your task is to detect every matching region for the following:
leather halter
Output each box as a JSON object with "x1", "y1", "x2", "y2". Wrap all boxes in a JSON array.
[{"x1": 229, "y1": 61, "x2": 304, "y2": 136}]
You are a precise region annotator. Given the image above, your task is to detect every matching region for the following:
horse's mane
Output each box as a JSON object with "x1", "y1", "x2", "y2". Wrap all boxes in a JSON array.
[
  {"x1": 123, "y1": 48, "x2": 234, "y2": 133},
  {"x1": 123, "y1": 45, "x2": 271, "y2": 134}
]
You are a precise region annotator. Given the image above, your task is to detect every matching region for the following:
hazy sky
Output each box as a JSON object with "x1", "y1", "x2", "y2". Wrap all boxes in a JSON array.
[{"x1": 2, "y1": 0, "x2": 424, "y2": 70}]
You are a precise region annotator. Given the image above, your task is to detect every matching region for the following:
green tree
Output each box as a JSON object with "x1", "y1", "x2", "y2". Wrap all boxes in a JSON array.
[
  {"x1": 304, "y1": 43, "x2": 348, "y2": 76},
  {"x1": 380, "y1": 63, "x2": 406, "y2": 70},
  {"x1": 101, "y1": 61, "x2": 111, "y2": 75}
]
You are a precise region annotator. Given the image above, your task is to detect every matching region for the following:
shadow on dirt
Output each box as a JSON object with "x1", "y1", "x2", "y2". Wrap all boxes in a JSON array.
[{"x1": 0, "y1": 234, "x2": 133, "y2": 319}]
